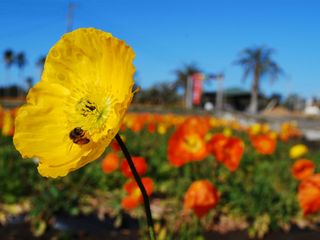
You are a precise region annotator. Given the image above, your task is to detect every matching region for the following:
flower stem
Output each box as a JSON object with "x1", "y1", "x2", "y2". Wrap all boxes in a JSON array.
[{"x1": 115, "y1": 134, "x2": 156, "y2": 240}]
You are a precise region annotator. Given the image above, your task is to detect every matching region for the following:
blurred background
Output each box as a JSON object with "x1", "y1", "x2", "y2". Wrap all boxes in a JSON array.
[
  {"x1": 1, "y1": 1, "x2": 320, "y2": 239},
  {"x1": 1, "y1": 0, "x2": 320, "y2": 114}
]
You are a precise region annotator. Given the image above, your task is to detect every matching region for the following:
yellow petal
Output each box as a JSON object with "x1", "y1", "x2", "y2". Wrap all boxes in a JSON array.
[{"x1": 13, "y1": 28, "x2": 135, "y2": 178}]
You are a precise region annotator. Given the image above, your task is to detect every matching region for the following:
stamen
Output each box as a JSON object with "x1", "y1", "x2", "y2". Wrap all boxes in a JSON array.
[
  {"x1": 77, "y1": 98, "x2": 98, "y2": 117},
  {"x1": 85, "y1": 105, "x2": 96, "y2": 111}
]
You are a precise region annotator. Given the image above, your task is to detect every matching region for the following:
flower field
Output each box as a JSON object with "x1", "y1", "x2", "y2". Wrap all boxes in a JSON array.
[{"x1": 1, "y1": 107, "x2": 320, "y2": 239}]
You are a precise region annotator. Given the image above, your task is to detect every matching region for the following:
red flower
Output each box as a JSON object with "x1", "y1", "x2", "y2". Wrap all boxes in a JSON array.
[
  {"x1": 121, "y1": 156, "x2": 148, "y2": 178},
  {"x1": 208, "y1": 134, "x2": 244, "y2": 172},
  {"x1": 250, "y1": 134, "x2": 276, "y2": 155},
  {"x1": 147, "y1": 123, "x2": 156, "y2": 133},
  {"x1": 298, "y1": 174, "x2": 320, "y2": 215},
  {"x1": 121, "y1": 177, "x2": 154, "y2": 210},
  {"x1": 109, "y1": 139, "x2": 121, "y2": 152},
  {"x1": 184, "y1": 180, "x2": 219, "y2": 218},
  {"x1": 291, "y1": 159, "x2": 315, "y2": 181},
  {"x1": 208, "y1": 134, "x2": 229, "y2": 162},
  {"x1": 101, "y1": 153, "x2": 120, "y2": 174}
]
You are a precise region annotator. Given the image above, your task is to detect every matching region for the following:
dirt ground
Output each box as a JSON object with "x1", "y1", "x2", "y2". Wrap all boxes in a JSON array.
[{"x1": 1, "y1": 214, "x2": 320, "y2": 240}]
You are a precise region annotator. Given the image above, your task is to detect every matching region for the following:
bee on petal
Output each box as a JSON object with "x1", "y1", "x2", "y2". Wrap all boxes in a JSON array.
[{"x1": 69, "y1": 127, "x2": 90, "y2": 145}]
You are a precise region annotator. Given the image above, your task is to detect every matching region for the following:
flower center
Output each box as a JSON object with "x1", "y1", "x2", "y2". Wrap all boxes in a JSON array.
[
  {"x1": 183, "y1": 134, "x2": 203, "y2": 153},
  {"x1": 77, "y1": 98, "x2": 97, "y2": 117},
  {"x1": 72, "y1": 96, "x2": 116, "y2": 142}
]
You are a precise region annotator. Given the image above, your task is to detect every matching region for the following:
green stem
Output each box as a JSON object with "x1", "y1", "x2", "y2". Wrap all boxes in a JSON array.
[{"x1": 115, "y1": 134, "x2": 156, "y2": 240}]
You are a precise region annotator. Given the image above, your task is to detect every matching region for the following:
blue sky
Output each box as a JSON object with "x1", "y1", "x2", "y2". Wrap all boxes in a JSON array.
[{"x1": 0, "y1": 0, "x2": 319, "y2": 98}]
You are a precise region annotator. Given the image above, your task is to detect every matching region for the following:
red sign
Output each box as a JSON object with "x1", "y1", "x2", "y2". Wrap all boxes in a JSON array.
[{"x1": 192, "y1": 73, "x2": 204, "y2": 105}]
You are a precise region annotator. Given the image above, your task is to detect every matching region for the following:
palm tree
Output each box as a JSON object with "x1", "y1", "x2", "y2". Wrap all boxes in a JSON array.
[
  {"x1": 235, "y1": 46, "x2": 282, "y2": 114},
  {"x1": 16, "y1": 52, "x2": 27, "y2": 70},
  {"x1": 3, "y1": 49, "x2": 14, "y2": 68},
  {"x1": 173, "y1": 63, "x2": 201, "y2": 108},
  {"x1": 15, "y1": 52, "x2": 27, "y2": 79},
  {"x1": 36, "y1": 55, "x2": 46, "y2": 72},
  {"x1": 25, "y1": 77, "x2": 33, "y2": 90},
  {"x1": 3, "y1": 49, "x2": 15, "y2": 96},
  {"x1": 15, "y1": 52, "x2": 27, "y2": 97}
]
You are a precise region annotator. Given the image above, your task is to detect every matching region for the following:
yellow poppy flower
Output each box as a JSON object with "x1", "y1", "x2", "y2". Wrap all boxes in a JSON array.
[
  {"x1": 223, "y1": 128, "x2": 232, "y2": 137},
  {"x1": 289, "y1": 144, "x2": 308, "y2": 159},
  {"x1": 13, "y1": 28, "x2": 136, "y2": 178},
  {"x1": 157, "y1": 123, "x2": 167, "y2": 135}
]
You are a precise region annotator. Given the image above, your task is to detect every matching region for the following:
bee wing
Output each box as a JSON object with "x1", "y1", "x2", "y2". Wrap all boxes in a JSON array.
[{"x1": 68, "y1": 141, "x2": 74, "y2": 152}]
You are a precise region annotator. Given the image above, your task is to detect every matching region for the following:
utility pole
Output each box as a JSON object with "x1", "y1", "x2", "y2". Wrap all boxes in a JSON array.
[
  {"x1": 215, "y1": 74, "x2": 224, "y2": 113},
  {"x1": 66, "y1": 2, "x2": 75, "y2": 32},
  {"x1": 208, "y1": 73, "x2": 224, "y2": 114},
  {"x1": 185, "y1": 75, "x2": 193, "y2": 109}
]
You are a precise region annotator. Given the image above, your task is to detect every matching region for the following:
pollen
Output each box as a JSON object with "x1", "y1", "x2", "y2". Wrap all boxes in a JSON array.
[{"x1": 77, "y1": 98, "x2": 97, "y2": 117}]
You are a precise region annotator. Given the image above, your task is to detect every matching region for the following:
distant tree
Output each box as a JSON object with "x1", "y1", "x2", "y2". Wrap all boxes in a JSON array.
[
  {"x1": 283, "y1": 94, "x2": 305, "y2": 111},
  {"x1": 269, "y1": 93, "x2": 283, "y2": 106},
  {"x1": 3, "y1": 49, "x2": 14, "y2": 68},
  {"x1": 26, "y1": 77, "x2": 33, "y2": 90},
  {"x1": 14, "y1": 52, "x2": 27, "y2": 96},
  {"x1": 156, "y1": 82, "x2": 180, "y2": 105},
  {"x1": 3, "y1": 49, "x2": 15, "y2": 95},
  {"x1": 15, "y1": 52, "x2": 26, "y2": 69},
  {"x1": 173, "y1": 63, "x2": 201, "y2": 107},
  {"x1": 235, "y1": 46, "x2": 283, "y2": 114},
  {"x1": 36, "y1": 55, "x2": 46, "y2": 73},
  {"x1": 134, "y1": 82, "x2": 180, "y2": 106}
]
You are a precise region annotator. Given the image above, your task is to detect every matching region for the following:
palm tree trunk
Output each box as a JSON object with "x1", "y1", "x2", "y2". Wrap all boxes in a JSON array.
[{"x1": 248, "y1": 74, "x2": 259, "y2": 114}]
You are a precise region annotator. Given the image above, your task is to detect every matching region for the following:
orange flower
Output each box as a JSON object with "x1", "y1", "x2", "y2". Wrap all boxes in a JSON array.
[
  {"x1": 121, "y1": 156, "x2": 148, "y2": 178},
  {"x1": 168, "y1": 127, "x2": 208, "y2": 167},
  {"x1": 0, "y1": 106, "x2": 4, "y2": 130},
  {"x1": 184, "y1": 180, "x2": 219, "y2": 218},
  {"x1": 131, "y1": 115, "x2": 147, "y2": 132},
  {"x1": 121, "y1": 195, "x2": 141, "y2": 209},
  {"x1": 291, "y1": 159, "x2": 315, "y2": 181},
  {"x1": 167, "y1": 117, "x2": 210, "y2": 167},
  {"x1": 208, "y1": 134, "x2": 229, "y2": 162},
  {"x1": 121, "y1": 177, "x2": 154, "y2": 210},
  {"x1": 298, "y1": 174, "x2": 320, "y2": 215},
  {"x1": 250, "y1": 134, "x2": 276, "y2": 155},
  {"x1": 208, "y1": 134, "x2": 244, "y2": 172},
  {"x1": 222, "y1": 137, "x2": 245, "y2": 171},
  {"x1": 2, "y1": 109, "x2": 15, "y2": 136},
  {"x1": 101, "y1": 152, "x2": 120, "y2": 174},
  {"x1": 279, "y1": 122, "x2": 302, "y2": 141},
  {"x1": 180, "y1": 116, "x2": 210, "y2": 137}
]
